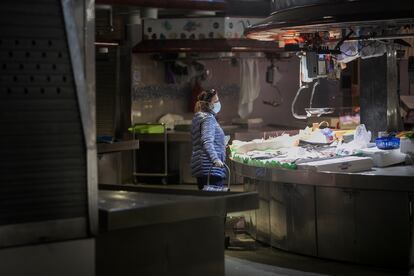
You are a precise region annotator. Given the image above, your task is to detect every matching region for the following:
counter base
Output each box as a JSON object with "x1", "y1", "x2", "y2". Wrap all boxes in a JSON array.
[{"x1": 233, "y1": 161, "x2": 413, "y2": 268}]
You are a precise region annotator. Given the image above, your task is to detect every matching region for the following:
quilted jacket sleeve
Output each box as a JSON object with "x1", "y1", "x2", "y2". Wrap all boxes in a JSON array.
[{"x1": 200, "y1": 115, "x2": 219, "y2": 162}]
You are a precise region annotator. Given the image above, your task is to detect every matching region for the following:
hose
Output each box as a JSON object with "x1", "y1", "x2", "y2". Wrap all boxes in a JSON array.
[
  {"x1": 291, "y1": 85, "x2": 309, "y2": 120},
  {"x1": 309, "y1": 79, "x2": 320, "y2": 108}
]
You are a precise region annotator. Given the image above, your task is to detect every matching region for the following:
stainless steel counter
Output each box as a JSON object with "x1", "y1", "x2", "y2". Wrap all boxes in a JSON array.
[
  {"x1": 98, "y1": 185, "x2": 258, "y2": 231},
  {"x1": 99, "y1": 190, "x2": 224, "y2": 231},
  {"x1": 97, "y1": 186, "x2": 258, "y2": 276},
  {"x1": 97, "y1": 185, "x2": 259, "y2": 276},
  {"x1": 231, "y1": 159, "x2": 414, "y2": 268},
  {"x1": 134, "y1": 131, "x2": 191, "y2": 142},
  {"x1": 97, "y1": 140, "x2": 140, "y2": 153},
  {"x1": 232, "y1": 160, "x2": 414, "y2": 191},
  {"x1": 98, "y1": 141, "x2": 140, "y2": 185}
]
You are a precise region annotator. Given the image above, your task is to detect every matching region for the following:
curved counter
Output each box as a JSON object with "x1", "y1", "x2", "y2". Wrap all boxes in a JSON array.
[{"x1": 231, "y1": 159, "x2": 414, "y2": 268}]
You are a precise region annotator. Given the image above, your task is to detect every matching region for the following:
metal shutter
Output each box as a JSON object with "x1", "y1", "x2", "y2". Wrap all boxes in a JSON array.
[
  {"x1": 96, "y1": 48, "x2": 118, "y2": 137},
  {"x1": 0, "y1": 0, "x2": 88, "y2": 246}
]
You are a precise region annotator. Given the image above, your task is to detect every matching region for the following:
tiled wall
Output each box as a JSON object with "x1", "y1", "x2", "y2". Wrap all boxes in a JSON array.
[
  {"x1": 131, "y1": 54, "x2": 343, "y2": 128},
  {"x1": 399, "y1": 59, "x2": 413, "y2": 96}
]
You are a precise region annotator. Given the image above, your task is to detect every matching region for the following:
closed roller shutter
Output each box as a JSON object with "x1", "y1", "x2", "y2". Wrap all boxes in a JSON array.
[
  {"x1": 96, "y1": 47, "x2": 118, "y2": 137},
  {"x1": 0, "y1": 0, "x2": 88, "y2": 234}
]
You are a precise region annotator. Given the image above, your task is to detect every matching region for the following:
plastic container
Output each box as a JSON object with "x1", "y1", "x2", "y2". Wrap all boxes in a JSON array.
[
  {"x1": 375, "y1": 136, "x2": 400, "y2": 150},
  {"x1": 360, "y1": 147, "x2": 406, "y2": 167},
  {"x1": 400, "y1": 137, "x2": 414, "y2": 154},
  {"x1": 97, "y1": 135, "x2": 113, "y2": 143}
]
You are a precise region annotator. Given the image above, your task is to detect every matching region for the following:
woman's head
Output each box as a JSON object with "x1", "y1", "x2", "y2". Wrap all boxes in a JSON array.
[{"x1": 194, "y1": 89, "x2": 221, "y2": 114}]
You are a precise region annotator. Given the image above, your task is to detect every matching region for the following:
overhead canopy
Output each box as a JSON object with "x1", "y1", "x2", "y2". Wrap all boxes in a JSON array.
[
  {"x1": 133, "y1": 38, "x2": 281, "y2": 53},
  {"x1": 95, "y1": 0, "x2": 227, "y2": 10},
  {"x1": 245, "y1": 0, "x2": 414, "y2": 40}
]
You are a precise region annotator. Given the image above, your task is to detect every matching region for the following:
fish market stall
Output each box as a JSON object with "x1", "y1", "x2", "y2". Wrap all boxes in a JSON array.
[
  {"x1": 230, "y1": 125, "x2": 414, "y2": 268},
  {"x1": 231, "y1": 124, "x2": 375, "y2": 171}
]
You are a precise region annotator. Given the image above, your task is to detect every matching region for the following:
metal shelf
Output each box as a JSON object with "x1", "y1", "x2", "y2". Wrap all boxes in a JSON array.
[{"x1": 132, "y1": 123, "x2": 169, "y2": 183}]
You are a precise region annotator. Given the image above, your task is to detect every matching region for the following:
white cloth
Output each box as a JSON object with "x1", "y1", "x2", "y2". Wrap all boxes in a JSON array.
[{"x1": 238, "y1": 59, "x2": 260, "y2": 119}]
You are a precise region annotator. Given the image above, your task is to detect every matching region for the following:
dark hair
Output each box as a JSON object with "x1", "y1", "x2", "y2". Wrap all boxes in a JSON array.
[{"x1": 194, "y1": 89, "x2": 217, "y2": 113}]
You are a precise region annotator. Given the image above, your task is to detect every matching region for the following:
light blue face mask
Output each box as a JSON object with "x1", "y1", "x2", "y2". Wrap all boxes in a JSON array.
[{"x1": 212, "y1": 101, "x2": 221, "y2": 114}]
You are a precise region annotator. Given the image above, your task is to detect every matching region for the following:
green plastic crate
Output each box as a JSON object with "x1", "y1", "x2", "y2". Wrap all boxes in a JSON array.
[{"x1": 128, "y1": 124, "x2": 165, "y2": 134}]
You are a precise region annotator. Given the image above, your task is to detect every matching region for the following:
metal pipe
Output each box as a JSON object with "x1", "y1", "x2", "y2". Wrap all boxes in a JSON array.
[
  {"x1": 309, "y1": 79, "x2": 320, "y2": 108},
  {"x1": 291, "y1": 85, "x2": 309, "y2": 120},
  {"x1": 343, "y1": 33, "x2": 414, "y2": 42},
  {"x1": 95, "y1": 4, "x2": 112, "y2": 10},
  {"x1": 96, "y1": 4, "x2": 114, "y2": 32},
  {"x1": 95, "y1": 42, "x2": 120, "y2": 46},
  {"x1": 61, "y1": 0, "x2": 98, "y2": 235}
]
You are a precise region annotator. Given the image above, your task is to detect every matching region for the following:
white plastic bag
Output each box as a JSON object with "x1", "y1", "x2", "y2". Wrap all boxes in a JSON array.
[
  {"x1": 158, "y1": 113, "x2": 184, "y2": 130},
  {"x1": 225, "y1": 135, "x2": 231, "y2": 146},
  {"x1": 336, "y1": 124, "x2": 372, "y2": 156}
]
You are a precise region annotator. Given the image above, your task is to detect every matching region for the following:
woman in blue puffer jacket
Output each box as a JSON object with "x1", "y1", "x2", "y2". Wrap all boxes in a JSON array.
[{"x1": 191, "y1": 89, "x2": 226, "y2": 190}]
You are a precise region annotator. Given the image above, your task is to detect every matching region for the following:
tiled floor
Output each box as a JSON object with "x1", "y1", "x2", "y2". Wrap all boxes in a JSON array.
[
  {"x1": 226, "y1": 255, "x2": 327, "y2": 276},
  {"x1": 225, "y1": 238, "x2": 406, "y2": 276}
]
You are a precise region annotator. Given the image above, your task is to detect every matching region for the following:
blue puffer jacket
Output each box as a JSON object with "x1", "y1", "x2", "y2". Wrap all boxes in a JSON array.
[{"x1": 191, "y1": 112, "x2": 226, "y2": 178}]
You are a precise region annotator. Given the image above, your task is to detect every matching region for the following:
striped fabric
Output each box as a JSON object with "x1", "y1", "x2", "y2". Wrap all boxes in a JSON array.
[
  {"x1": 191, "y1": 112, "x2": 226, "y2": 178},
  {"x1": 203, "y1": 185, "x2": 229, "y2": 192}
]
